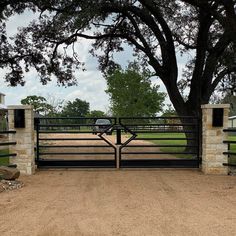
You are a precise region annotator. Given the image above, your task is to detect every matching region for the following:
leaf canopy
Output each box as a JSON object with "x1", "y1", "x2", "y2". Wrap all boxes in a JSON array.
[{"x1": 1, "y1": 0, "x2": 236, "y2": 117}]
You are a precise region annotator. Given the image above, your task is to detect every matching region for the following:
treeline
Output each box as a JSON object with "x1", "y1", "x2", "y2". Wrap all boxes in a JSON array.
[{"x1": 21, "y1": 96, "x2": 107, "y2": 118}]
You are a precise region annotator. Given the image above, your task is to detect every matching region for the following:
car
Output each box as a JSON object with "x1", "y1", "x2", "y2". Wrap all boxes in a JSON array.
[{"x1": 93, "y1": 119, "x2": 112, "y2": 135}]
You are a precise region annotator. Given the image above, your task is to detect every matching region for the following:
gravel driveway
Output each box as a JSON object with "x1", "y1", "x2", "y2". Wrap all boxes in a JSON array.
[{"x1": 0, "y1": 169, "x2": 236, "y2": 236}]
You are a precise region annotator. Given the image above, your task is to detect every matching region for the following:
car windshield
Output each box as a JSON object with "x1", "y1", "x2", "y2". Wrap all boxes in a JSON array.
[{"x1": 95, "y1": 119, "x2": 111, "y2": 125}]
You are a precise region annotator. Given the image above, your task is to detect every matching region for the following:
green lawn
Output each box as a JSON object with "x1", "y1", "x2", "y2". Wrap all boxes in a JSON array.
[
  {"x1": 0, "y1": 149, "x2": 10, "y2": 166},
  {"x1": 135, "y1": 133, "x2": 195, "y2": 159}
]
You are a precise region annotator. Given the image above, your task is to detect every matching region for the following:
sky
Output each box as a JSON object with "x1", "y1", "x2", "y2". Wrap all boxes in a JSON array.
[{"x1": 0, "y1": 10, "x2": 184, "y2": 112}]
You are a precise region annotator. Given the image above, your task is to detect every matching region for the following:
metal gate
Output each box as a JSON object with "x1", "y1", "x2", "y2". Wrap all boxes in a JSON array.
[
  {"x1": 35, "y1": 117, "x2": 117, "y2": 168},
  {"x1": 118, "y1": 116, "x2": 200, "y2": 168},
  {"x1": 35, "y1": 116, "x2": 200, "y2": 168}
]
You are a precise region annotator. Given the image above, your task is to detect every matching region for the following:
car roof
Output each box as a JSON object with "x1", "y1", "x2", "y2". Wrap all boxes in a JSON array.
[{"x1": 95, "y1": 119, "x2": 111, "y2": 124}]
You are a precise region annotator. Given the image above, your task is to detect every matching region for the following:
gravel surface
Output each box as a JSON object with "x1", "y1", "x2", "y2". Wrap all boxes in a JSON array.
[
  {"x1": 0, "y1": 180, "x2": 24, "y2": 192},
  {"x1": 0, "y1": 169, "x2": 236, "y2": 236}
]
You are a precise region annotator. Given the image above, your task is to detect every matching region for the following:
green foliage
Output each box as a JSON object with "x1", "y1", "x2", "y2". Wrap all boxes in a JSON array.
[
  {"x1": 61, "y1": 98, "x2": 89, "y2": 117},
  {"x1": 0, "y1": 111, "x2": 8, "y2": 131},
  {"x1": 222, "y1": 94, "x2": 236, "y2": 116},
  {"x1": 212, "y1": 92, "x2": 236, "y2": 116},
  {"x1": 0, "y1": 149, "x2": 9, "y2": 166},
  {"x1": 0, "y1": 0, "x2": 235, "y2": 119},
  {"x1": 106, "y1": 63, "x2": 165, "y2": 117},
  {"x1": 21, "y1": 95, "x2": 53, "y2": 115},
  {"x1": 87, "y1": 110, "x2": 106, "y2": 118}
]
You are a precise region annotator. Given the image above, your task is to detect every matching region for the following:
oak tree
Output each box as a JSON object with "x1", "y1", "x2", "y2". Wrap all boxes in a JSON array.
[
  {"x1": 61, "y1": 98, "x2": 90, "y2": 117},
  {"x1": 1, "y1": 1, "x2": 236, "y2": 120},
  {"x1": 21, "y1": 95, "x2": 53, "y2": 115}
]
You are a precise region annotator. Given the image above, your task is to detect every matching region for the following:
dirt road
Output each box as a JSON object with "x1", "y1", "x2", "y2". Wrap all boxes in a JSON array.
[{"x1": 0, "y1": 169, "x2": 236, "y2": 236}]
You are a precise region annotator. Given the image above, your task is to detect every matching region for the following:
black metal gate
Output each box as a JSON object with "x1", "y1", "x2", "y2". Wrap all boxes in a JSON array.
[
  {"x1": 35, "y1": 116, "x2": 200, "y2": 168},
  {"x1": 35, "y1": 117, "x2": 117, "y2": 168},
  {"x1": 118, "y1": 116, "x2": 200, "y2": 168}
]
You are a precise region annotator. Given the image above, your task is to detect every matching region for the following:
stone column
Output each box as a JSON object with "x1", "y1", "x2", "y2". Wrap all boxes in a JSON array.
[
  {"x1": 7, "y1": 105, "x2": 35, "y2": 175},
  {"x1": 201, "y1": 104, "x2": 230, "y2": 175}
]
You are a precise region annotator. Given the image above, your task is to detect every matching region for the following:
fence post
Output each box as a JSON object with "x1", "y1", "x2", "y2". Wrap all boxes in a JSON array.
[
  {"x1": 7, "y1": 105, "x2": 35, "y2": 175},
  {"x1": 201, "y1": 104, "x2": 230, "y2": 175}
]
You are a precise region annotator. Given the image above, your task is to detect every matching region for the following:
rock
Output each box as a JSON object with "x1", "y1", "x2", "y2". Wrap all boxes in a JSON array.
[
  {"x1": 0, "y1": 180, "x2": 24, "y2": 192},
  {"x1": 0, "y1": 166, "x2": 20, "y2": 180}
]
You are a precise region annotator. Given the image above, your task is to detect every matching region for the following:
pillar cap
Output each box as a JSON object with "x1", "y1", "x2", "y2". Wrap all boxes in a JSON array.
[{"x1": 201, "y1": 104, "x2": 230, "y2": 109}]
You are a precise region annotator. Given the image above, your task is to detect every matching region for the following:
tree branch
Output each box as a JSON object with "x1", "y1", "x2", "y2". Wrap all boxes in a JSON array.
[
  {"x1": 124, "y1": 12, "x2": 164, "y2": 76},
  {"x1": 211, "y1": 67, "x2": 236, "y2": 91}
]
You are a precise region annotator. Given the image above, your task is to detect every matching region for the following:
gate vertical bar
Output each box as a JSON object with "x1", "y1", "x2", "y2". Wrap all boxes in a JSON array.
[
  {"x1": 197, "y1": 117, "x2": 201, "y2": 167},
  {"x1": 116, "y1": 128, "x2": 122, "y2": 145},
  {"x1": 35, "y1": 118, "x2": 40, "y2": 163},
  {"x1": 115, "y1": 117, "x2": 120, "y2": 169},
  {"x1": 118, "y1": 117, "x2": 121, "y2": 168}
]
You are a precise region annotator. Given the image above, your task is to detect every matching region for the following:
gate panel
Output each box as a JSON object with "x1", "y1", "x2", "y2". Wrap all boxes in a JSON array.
[
  {"x1": 35, "y1": 117, "x2": 117, "y2": 168},
  {"x1": 35, "y1": 116, "x2": 200, "y2": 168},
  {"x1": 119, "y1": 116, "x2": 200, "y2": 168}
]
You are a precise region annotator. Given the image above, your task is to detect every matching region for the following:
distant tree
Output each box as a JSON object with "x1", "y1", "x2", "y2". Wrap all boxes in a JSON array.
[
  {"x1": 161, "y1": 104, "x2": 179, "y2": 125},
  {"x1": 162, "y1": 104, "x2": 177, "y2": 117},
  {"x1": 87, "y1": 110, "x2": 106, "y2": 118},
  {"x1": 210, "y1": 91, "x2": 236, "y2": 116},
  {"x1": 45, "y1": 94, "x2": 65, "y2": 116},
  {"x1": 222, "y1": 94, "x2": 236, "y2": 116},
  {"x1": 21, "y1": 95, "x2": 53, "y2": 115},
  {"x1": 106, "y1": 63, "x2": 165, "y2": 117},
  {"x1": 61, "y1": 98, "x2": 89, "y2": 117}
]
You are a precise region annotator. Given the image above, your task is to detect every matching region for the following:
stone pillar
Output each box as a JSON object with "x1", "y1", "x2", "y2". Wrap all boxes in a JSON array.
[
  {"x1": 201, "y1": 104, "x2": 230, "y2": 175},
  {"x1": 7, "y1": 105, "x2": 35, "y2": 175}
]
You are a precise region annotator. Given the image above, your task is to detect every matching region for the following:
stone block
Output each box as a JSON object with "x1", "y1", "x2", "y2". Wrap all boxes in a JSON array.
[
  {"x1": 202, "y1": 166, "x2": 228, "y2": 175},
  {"x1": 204, "y1": 155, "x2": 216, "y2": 161},
  {"x1": 17, "y1": 150, "x2": 27, "y2": 155},
  {"x1": 205, "y1": 130, "x2": 217, "y2": 137}
]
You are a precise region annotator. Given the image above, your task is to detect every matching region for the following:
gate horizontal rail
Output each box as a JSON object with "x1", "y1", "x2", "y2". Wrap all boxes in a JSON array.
[
  {"x1": 39, "y1": 152, "x2": 114, "y2": 155},
  {"x1": 124, "y1": 130, "x2": 198, "y2": 133},
  {"x1": 39, "y1": 138, "x2": 102, "y2": 141},
  {"x1": 121, "y1": 151, "x2": 198, "y2": 155},
  {"x1": 125, "y1": 144, "x2": 197, "y2": 148},
  {"x1": 39, "y1": 145, "x2": 112, "y2": 148}
]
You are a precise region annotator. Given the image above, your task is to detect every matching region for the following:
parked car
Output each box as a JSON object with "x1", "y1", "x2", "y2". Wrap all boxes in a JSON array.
[{"x1": 93, "y1": 119, "x2": 112, "y2": 135}]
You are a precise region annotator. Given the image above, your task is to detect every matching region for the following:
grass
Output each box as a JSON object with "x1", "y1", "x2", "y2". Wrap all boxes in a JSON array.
[
  {"x1": 135, "y1": 133, "x2": 194, "y2": 159},
  {"x1": 0, "y1": 149, "x2": 10, "y2": 166}
]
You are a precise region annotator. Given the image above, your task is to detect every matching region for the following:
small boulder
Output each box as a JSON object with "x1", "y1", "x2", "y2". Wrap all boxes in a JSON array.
[{"x1": 0, "y1": 166, "x2": 20, "y2": 180}]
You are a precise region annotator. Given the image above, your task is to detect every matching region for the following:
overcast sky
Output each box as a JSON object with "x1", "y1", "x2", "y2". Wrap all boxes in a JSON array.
[{"x1": 0, "y1": 10, "x2": 184, "y2": 112}]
